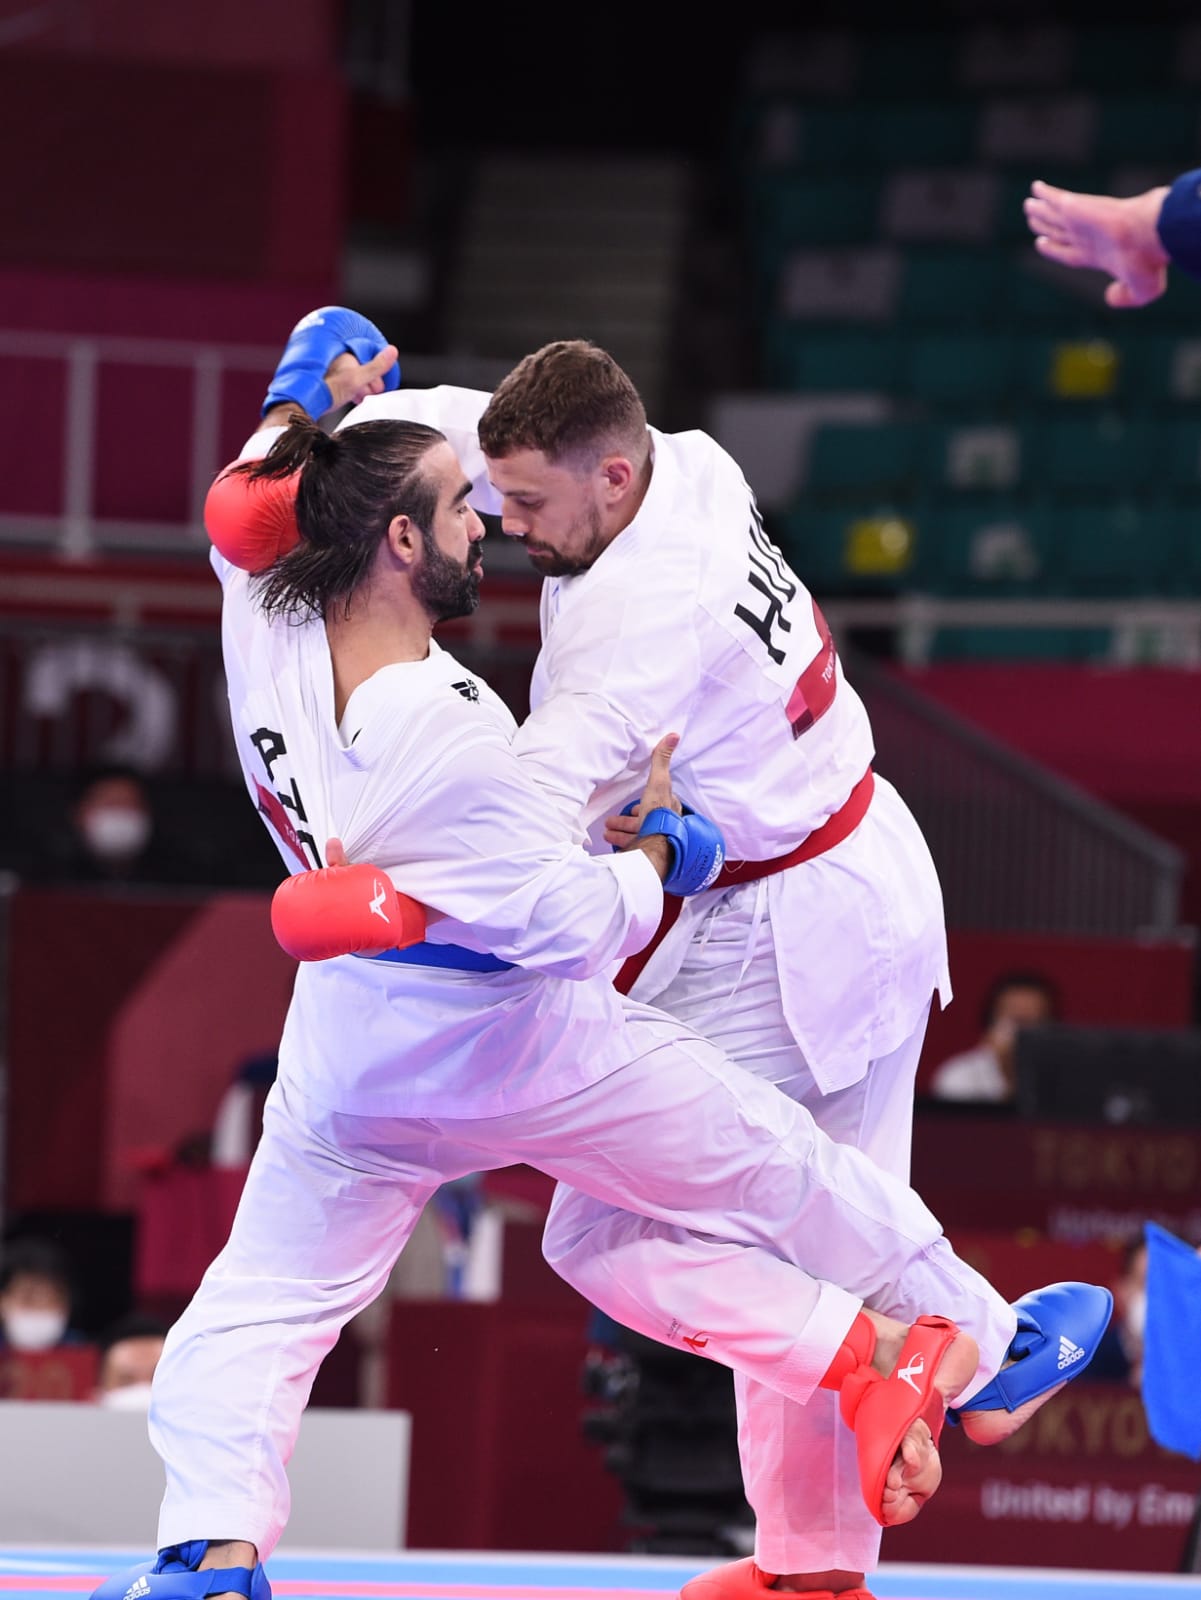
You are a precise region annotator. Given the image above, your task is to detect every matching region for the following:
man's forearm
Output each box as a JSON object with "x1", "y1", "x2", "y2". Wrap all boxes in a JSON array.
[{"x1": 260, "y1": 401, "x2": 310, "y2": 431}]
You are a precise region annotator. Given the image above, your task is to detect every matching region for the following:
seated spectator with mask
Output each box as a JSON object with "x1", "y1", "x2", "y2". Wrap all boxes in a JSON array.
[
  {"x1": 95, "y1": 1313, "x2": 169, "y2": 1410},
  {"x1": 31, "y1": 765, "x2": 213, "y2": 888},
  {"x1": 0, "y1": 1238, "x2": 80, "y2": 1354},
  {"x1": 929, "y1": 970, "x2": 1060, "y2": 1105}
]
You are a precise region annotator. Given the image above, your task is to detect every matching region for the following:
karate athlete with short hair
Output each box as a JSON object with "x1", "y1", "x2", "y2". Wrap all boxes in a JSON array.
[
  {"x1": 89, "y1": 313, "x2": 1095, "y2": 1600},
  {"x1": 296, "y1": 327, "x2": 1111, "y2": 1600}
]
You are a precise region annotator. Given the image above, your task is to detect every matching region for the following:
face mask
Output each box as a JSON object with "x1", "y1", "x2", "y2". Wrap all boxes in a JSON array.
[
  {"x1": 99, "y1": 1381, "x2": 155, "y2": 1411},
  {"x1": 3, "y1": 1308, "x2": 68, "y2": 1351},
  {"x1": 82, "y1": 807, "x2": 151, "y2": 860},
  {"x1": 1125, "y1": 1289, "x2": 1147, "y2": 1342}
]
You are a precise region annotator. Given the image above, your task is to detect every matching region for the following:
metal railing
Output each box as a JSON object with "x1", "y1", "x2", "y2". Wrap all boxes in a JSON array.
[
  {"x1": 824, "y1": 595, "x2": 1201, "y2": 670},
  {"x1": 0, "y1": 329, "x2": 513, "y2": 560},
  {"x1": 851, "y1": 652, "x2": 1186, "y2": 937},
  {"x1": 0, "y1": 328, "x2": 279, "y2": 559}
]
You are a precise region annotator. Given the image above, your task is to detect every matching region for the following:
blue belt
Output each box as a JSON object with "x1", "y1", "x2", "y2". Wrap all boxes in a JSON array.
[{"x1": 355, "y1": 941, "x2": 515, "y2": 973}]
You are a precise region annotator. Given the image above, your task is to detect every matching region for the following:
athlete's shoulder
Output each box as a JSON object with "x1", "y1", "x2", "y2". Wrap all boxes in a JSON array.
[
  {"x1": 655, "y1": 424, "x2": 744, "y2": 486},
  {"x1": 348, "y1": 645, "x2": 517, "y2": 762},
  {"x1": 339, "y1": 385, "x2": 492, "y2": 433}
]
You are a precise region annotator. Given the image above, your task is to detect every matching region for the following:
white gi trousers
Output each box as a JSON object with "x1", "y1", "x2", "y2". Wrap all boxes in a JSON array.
[
  {"x1": 151, "y1": 1006, "x2": 1005, "y2": 1560},
  {"x1": 545, "y1": 873, "x2": 1012, "y2": 1578}
]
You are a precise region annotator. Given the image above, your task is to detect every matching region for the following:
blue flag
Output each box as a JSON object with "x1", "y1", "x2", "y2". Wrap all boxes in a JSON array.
[{"x1": 1142, "y1": 1221, "x2": 1201, "y2": 1462}]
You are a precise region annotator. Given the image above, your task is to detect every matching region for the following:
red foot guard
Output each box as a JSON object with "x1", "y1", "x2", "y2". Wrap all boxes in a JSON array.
[
  {"x1": 677, "y1": 1558, "x2": 875, "y2": 1599},
  {"x1": 837, "y1": 1315, "x2": 979, "y2": 1527}
]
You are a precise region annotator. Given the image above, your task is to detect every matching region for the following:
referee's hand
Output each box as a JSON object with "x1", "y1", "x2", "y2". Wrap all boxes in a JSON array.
[{"x1": 1024, "y1": 179, "x2": 1170, "y2": 308}]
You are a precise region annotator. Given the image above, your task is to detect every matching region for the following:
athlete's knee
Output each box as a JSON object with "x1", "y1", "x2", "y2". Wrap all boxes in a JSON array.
[{"x1": 541, "y1": 1185, "x2": 599, "y2": 1270}]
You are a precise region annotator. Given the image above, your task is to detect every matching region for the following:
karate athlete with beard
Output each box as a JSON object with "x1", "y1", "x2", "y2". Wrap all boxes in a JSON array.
[
  {"x1": 88, "y1": 311, "x2": 1092, "y2": 1600},
  {"x1": 288, "y1": 327, "x2": 1111, "y2": 1600}
]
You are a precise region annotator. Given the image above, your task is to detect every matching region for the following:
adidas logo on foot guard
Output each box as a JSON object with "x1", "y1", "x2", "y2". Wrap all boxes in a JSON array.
[
  {"x1": 123, "y1": 1581, "x2": 152, "y2": 1600},
  {"x1": 1058, "y1": 1334, "x2": 1085, "y2": 1370}
]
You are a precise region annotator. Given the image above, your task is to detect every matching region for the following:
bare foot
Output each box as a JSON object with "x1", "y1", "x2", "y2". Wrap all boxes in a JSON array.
[
  {"x1": 957, "y1": 1376, "x2": 1067, "y2": 1445},
  {"x1": 879, "y1": 1325, "x2": 978, "y2": 1526},
  {"x1": 880, "y1": 1416, "x2": 942, "y2": 1524}
]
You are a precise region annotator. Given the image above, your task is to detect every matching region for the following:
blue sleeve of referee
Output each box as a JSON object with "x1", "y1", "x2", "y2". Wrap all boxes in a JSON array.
[{"x1": 1157, "y1": 168, "x2": 1201, "y2": 282}]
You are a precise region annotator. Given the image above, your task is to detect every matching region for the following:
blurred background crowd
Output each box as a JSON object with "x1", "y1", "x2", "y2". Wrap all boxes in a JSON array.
[{"x1": 0, "y1": 0, "x2": 1199, "y2": 1577}]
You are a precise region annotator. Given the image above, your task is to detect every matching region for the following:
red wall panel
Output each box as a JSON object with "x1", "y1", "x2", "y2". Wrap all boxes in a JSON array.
[
  {"x1": 0, "y1": 59, "x2": 344, "y2": 285},
  {"x1": 386, "y1": 1300, "x2": 626, "y2": 1553},
  {"x1": 0, "y1": 357, "x2": 66, "y2": 517},
  {"x1": 895, "y1": 664, "x2": 1201, "y2": 922},
  {"x1": 4, "y1": 887, "x2": 295, "y2": 1213}
]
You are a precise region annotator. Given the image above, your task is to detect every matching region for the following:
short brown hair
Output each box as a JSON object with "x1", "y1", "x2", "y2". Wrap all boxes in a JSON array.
[{"x1": 478, "y1": 340, "x2": 648, "y2": 469}]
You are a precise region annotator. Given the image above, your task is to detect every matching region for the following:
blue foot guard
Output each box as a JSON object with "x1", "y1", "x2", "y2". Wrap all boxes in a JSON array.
[
  {"x1": 949, "y1": 1280, "x2": 1114, "y2": 1427},
  {"x1": 91, "y1": 1544, "x2": 271, "y2": 1600}
]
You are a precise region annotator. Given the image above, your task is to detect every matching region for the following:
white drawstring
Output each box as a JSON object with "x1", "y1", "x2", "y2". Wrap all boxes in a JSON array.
[{"x1": 729, "y1": 876, "x2": 768, "y2": 1001}]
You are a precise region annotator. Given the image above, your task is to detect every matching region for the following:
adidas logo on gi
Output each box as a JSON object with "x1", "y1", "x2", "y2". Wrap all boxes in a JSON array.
[
  {"x1": 1057, "y1": 1334, "x2": 1086, "y2": 1371},
  {"x1": 451, "y1": 679, "x2": 480, "y2": 703},
  {"x1": 124, "y1": 1579, "x2": 152, "y2": 1600}
]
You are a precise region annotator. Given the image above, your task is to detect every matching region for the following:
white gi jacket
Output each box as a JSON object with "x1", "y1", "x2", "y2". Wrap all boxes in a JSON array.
[{"x1": 344, "y1": 388, "x2": 950, "y2": 1094}]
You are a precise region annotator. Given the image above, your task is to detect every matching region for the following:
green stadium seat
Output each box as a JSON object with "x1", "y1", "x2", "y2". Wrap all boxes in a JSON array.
[
  {"x1": 1172, "y1": 505, "x2": 1201, "y2": 593},
  {"x1": 768, "y1": 325, "x2": 901, "y2": 391},
  {"x1": 917, "y1": 501, "x2": 1053, "y2": 594},
  {"x1": 807, "y1": 421, "x2": 923, "y2": 498},
  {"x1": 902, "y1": 334, "x2": 1016, "y2": 406},
  {"x1": 897, "y1": 250, "x2": 1006, "y2": 324},
  {"x1": 1095, "y1": 96, "x2": 1199, "y2": 162},
  {"x1": 748, "y1": 171, "x2": 880, "y2": 249},
  {"x1": 1074, "y1": 27, "x2": 1174, "y2": 90},
  {"x1": 1003, "y1": 261, "x2": 1105, "y2": 324},
  {"x1": 792, "y1": 105, "x2": 868, "y2": 166},
  {"x1": 1101, "y1": 265, "x2": 1201, "y2": 327},
  {"x1": 858, "y1": 31, "x2": 958, "y2": 95},
  {"x1": 771, "y1": 507, "x2": 850, "y2": 592},
  {"x1": 1055, "y1": 501, "x2": 1175, "y2": 593},
  {"x1": 1137, "y1": 336, "x2": 1201, "y2": 402},
  {"x1": 1029, "y1": 413, "x2": 1156, "y2": 492},
  {"x1": 1158, "y1": 417, "x2": 1201, "y2": 492},
  {"x1": 862, "y1": 103, "x2": 978, "y2": 165},
  {"x1": 924, "y1": 422, "x2": 1022, "y2": 492}
]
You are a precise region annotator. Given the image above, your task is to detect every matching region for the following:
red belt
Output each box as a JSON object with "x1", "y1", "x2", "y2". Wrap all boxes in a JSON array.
[{"x1": 614, "y1": 767, "x2": 875, "y2": 996}]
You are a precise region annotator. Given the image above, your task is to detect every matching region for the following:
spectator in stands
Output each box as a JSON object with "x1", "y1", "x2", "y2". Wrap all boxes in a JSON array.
[
  {"x1": 95, "y1": 1312, "x2": 169, "y2": 1410},
  {"x1": 928, "y1": 970, "x2": 1060, "y2": 1104},
  {"x1": 0, "y1": 1238, "x2": 80, "y2": 1353},
  {"x1": 32, "y1": 764, "x2": 211, "y2": 889},
  {"x1": 1090, "y1": 1235, "x2": 1149, "y2": 1388}
]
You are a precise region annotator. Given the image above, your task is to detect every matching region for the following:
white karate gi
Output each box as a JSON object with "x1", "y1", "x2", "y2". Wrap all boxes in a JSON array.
[
  {"x1": 149, "y1": 517, "x2": 1008, "y2": 1561},
  {"x1": 340, "y1": 387, "x2": 1017, "y2": 1576}
]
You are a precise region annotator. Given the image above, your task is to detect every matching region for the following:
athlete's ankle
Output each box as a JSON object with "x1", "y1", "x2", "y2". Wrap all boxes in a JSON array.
[
  {"x1": 196, "y1": 1542, "x2": 259, "y2": 1595},
  {"x1": 197, "y1": 1543, "x2": 258, "y2": 1569},
  {"x1": 861, "y1": 1309, "x2": 907, "y2": 1378}
]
